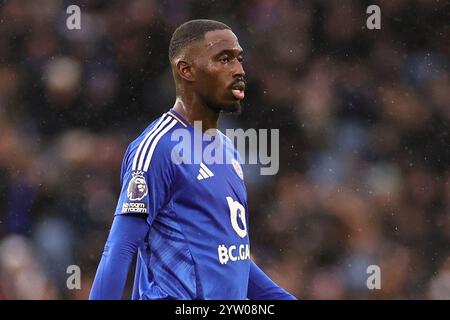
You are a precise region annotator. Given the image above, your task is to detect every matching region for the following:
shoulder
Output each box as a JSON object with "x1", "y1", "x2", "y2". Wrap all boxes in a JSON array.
[
  {"x1": 124, "y1": 112, "x2": 186, "y2": 173},
  {"x1": 218, "y1": 130, "x2": 243, "y2": 163}
]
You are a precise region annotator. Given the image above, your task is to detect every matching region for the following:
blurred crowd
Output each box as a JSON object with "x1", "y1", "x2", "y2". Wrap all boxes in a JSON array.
[{"x1": 0, "y1": 0, "x2": 449, "y2": 299}]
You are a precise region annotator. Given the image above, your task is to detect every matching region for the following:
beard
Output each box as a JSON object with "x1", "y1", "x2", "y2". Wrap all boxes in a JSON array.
[
  {"x1": 220, "y1": 101, "x2": 242, "y2": 115},
  {"x1": 205, "y1": 96, "x2": 242, "y2": 115}
]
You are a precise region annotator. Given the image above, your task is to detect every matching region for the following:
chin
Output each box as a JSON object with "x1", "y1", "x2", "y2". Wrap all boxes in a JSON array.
[
  {"x1": 220, "y1": 101, "x2": 242, "y2": 115},
  {"x1": 207, "y1": 100, "x2": 242, "y2": 115}
]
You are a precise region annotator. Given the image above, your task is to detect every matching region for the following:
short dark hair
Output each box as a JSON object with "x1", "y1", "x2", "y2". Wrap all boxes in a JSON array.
[{"x1": 168, "y1": 19, "x2": 231, "y2": 62}]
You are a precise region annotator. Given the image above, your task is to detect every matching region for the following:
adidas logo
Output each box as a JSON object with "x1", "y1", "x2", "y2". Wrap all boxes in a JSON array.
[{"x1": 197, "y1": 163, "x2": 214, "y2": 180}]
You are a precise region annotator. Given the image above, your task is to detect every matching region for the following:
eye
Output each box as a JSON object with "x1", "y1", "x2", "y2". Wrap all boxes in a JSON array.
[
  {"x1": 238, "y1": 56, "x2": 244, "y2": 63},
  {"x1": 220, "y1": 55, "x2": 230, "y2": 63}
]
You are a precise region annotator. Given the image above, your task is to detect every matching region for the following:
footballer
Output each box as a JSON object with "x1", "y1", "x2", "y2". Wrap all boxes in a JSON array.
[{"x1": 89, "y1": 19, "x2": 296, "y2": 300}]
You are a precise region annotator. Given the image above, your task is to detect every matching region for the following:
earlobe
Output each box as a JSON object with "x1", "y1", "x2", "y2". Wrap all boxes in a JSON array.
[{"x1": 176, "y1": 60, "x2": 195, "y2": 82}]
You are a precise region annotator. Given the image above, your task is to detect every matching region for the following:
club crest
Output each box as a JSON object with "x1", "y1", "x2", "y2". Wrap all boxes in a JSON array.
[{"x1": 232, "y1": 158, "x2": 244, "y2": 180}]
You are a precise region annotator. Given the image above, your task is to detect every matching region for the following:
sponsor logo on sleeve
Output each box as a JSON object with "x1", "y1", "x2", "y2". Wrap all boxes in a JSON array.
[{"x1": 121, "y1": 202, "x2": 147, "y2": 214}]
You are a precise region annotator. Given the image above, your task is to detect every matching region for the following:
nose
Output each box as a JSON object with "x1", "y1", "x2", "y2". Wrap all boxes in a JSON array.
[{"x1": 233, "y1": 59, "x2": 245, "y2": 79}]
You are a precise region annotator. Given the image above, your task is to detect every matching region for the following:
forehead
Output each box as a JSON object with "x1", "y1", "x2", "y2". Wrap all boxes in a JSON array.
[{"x1": 201, "y1": 29, "x2": 242, "y2": 55}]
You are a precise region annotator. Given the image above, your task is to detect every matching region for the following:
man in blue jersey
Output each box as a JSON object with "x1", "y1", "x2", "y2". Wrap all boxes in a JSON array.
[{"x1": 89, "y1": 19, "x2": 296, "y2": 300}]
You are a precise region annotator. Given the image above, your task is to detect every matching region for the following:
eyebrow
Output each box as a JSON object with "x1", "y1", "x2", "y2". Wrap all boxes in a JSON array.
[{"x1": 214, "y1": 49, "x2": 244, "y2": 57}]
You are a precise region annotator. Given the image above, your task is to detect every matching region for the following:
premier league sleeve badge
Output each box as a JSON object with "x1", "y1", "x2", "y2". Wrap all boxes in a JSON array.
[{"x1": 127, "y1": 171, "x2": 148, "y2": 201}]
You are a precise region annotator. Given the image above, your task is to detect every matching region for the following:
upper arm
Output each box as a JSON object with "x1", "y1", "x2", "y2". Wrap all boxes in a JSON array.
[{"x1": 114, "y1": 136, "x2": 176, "y2": 226}]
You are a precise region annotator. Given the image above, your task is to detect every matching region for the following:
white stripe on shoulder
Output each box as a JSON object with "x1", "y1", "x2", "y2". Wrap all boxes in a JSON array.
[
  {"x1": 143, "y1": 119, "x2": 178, "y2": 172},
  {"x1": 218, "y1": 130, "x2": 232, "y2": 143},
  {"x1": 136, "y1": 116, "x2": 173, "y2": 171},
  {"x1": 132, "y1": 114, "x2": 167, "y2": 171}
]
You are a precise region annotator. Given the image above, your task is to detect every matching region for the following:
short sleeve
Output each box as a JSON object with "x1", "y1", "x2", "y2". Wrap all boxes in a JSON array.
[{"x1": 114, "y1": 140, "x2": 175, "y2": 226}]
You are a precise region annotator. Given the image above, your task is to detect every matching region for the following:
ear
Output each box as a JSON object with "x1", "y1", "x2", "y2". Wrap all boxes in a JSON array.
[{"x1": 176, "y1": 60, "x2": 196, "y2": 82}]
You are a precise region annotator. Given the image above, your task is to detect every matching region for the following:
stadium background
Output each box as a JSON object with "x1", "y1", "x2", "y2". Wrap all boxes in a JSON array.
[{"x1": 0, "y1": 0, "x2": 449, "y2": 299}]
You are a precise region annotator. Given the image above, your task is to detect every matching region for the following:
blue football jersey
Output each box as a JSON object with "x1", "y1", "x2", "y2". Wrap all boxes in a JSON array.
[{"x1": 115, "y1": 109, "x2": 251, "y2": 300}]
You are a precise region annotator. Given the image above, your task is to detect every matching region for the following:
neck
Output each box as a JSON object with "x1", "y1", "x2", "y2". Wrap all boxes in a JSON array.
[{"x1": 172, "y1": 94, "x2": 220, "y2": 132}]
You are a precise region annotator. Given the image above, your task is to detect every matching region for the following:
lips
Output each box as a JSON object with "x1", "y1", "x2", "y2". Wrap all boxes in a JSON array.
[{"x1": 231, "y1": 81, "x2": 245, "y2": 100}]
